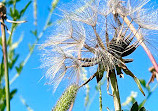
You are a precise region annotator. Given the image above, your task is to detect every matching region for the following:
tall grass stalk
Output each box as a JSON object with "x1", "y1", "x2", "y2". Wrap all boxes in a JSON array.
[{"x1": 1, "y1": 12, "x2": 10, "y2": 111}]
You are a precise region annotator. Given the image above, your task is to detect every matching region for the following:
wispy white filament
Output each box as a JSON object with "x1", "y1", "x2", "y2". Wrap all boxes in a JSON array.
[{"x1": 40, "y1": 0, "x2": 158, "y2": 91}]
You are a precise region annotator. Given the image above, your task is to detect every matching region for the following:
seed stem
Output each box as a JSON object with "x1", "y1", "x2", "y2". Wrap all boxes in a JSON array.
[
  {"x1": 109, "y1": 70, "x2": 121, "y2": 111},
  {"x1": 69, "y1": 102, "x2": 74, "y2": 111},
  {"x1": 98, "y1": 82, "x2": 102, "y2": 111},
  {"x1": 1, "y1": 18, "x2": 10, "y2": 111}
]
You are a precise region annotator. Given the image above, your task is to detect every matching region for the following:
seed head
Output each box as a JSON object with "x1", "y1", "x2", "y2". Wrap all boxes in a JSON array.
[
  {"x1": 40, "y1": 0, "x2": 158, "y2": 92},
  {"x1": 0, "y1": 2, "x2": 6, "y2": 19}
]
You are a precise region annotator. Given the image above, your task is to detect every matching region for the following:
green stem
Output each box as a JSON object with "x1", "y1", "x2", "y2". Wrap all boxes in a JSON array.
[
  {"x1": 38, "y1": 0, "x2": 59, "y2": 39},
  {"x1": 140, "y1": 83, "x2": 158, "y2": 107},
  {"x1": 1, "y1": 18, "x2": 10, "y2": 111},
  {"x1": 109, "y1": 70, "x2": 121, "y2": 111},
  {"x1": 98, "y1": 82, "x2": 102, "y2": 111}
]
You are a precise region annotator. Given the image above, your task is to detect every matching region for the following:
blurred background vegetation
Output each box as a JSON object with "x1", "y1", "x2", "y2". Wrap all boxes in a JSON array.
[{"x1": 0, "y1": 0, "x2": 58, "y2": 110}]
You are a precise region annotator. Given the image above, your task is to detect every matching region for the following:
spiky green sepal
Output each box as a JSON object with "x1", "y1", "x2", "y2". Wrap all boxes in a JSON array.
[{"x1": 52, "y1": 84, "x2": 79, "y2": 111}]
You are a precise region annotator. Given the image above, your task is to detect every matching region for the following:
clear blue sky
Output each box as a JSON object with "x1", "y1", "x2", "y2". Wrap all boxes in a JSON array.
[{"x1": 6, "y1": 0, "x2": 158, "y2": 111}]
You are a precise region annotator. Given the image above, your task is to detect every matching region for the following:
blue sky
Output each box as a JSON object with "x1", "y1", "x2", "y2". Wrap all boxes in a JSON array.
[{"x1": 4, "y1": 0, "x2": 158, "y2": 111}]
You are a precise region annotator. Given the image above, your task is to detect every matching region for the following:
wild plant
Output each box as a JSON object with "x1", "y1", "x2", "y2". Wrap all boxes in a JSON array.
[{"x1": 40, "y1": 0, "x2": 158, "y2": 110}]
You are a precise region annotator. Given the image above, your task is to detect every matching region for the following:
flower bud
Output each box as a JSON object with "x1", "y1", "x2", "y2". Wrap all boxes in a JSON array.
[{"x1": 52, "y1": 84, "x2": 79, "y2": 111}]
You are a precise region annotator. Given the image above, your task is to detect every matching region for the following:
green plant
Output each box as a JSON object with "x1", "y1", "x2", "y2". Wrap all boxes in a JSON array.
[{"x1": 0, "y1": 0, "x2": 59, "y2": 111}]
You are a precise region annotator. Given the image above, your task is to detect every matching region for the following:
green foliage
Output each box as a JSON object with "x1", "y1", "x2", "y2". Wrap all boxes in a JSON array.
[
  {"x1": 139, "y1": 79, "x2": 150, "y2": 92},
  {"x1": 3, "y1": 0, "x2": 20, "y2": 6},
  {"x1": 130, "y1": 102, "x2": 138, "y2": 111},
  {"x1": 0, "y1": 0, "x2": 31, "y2": 110},
  {"x1": 0, "y1": 0, "x2": 59, "y2": 110},
  {"x1": 20, "y1": 1, "x2": 32, "y2": 17},
  {"x1": 30, "y1": 30, "x2": 37, "y2": 37},
  {"x1": 15, "y1": 61, "x2": 24, "y2": 75},
  {"x1": 0, "y1": 88, "x2": 17, "y2": 111},
  {"x1": 9, "y1": 1, "x2": 31, "y2": 20},
  {"x1": 139, "y1": 79, "x2": 158, "y2": 109},
  {"x1": 123, "y1": 79, "x2": 158, "y2": 111},
  {"x1": 1, "y1": 0, "x2": 157, "y2": 111},
  {"x1": 130, "y1": 102, "x2": 146, "y2": 111}
]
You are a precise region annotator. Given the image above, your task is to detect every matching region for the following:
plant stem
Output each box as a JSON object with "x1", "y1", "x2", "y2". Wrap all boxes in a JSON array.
[
  {"x1": 109, "y1": 70, "x2": 121, "y2": 111},
  {"x1": 1, "y1": 18, "x2": 10, "y2": 111},
  {"x1": 140, "y1": 83, "x2": 158, "y2": 107},
  {"x1": 69, "y1": 102, "x2": 74, "y2": 111},
  {"x1": 98, "y1": 82, "x2": 102, "y2": 111}
]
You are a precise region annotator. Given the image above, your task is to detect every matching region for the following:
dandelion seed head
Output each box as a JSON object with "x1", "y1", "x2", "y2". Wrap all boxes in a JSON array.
[
  {"x1": 40, "y1": 15, "x2": 86, "y2": 91},
  {"x1": 40, "y1": 0, "x2": 155, "y2": 91},
  {"x1": 113, "y1": 0, "x2": 158, "y2": 30},
  {"x1": 133, "y1": 9, "x2": 158, "y2": 30}
]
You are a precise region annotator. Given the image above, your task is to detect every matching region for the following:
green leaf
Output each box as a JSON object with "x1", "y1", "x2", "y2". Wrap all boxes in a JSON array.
[
  {"x1": 139, "y1": 107, "x2": 146, "y2": 111},
  {"x1": 20, "y1": 1, "x2": 32, "y2": 16},
  {"x1": 122, "y1": 67, "x2": 145, "y2": 96},
  {"x1": 130, "y1": 102, "x2": 138, "y2": 111},
  {"x1": 7, "y1": 35, "x2": 12, "y2": 46},
  {"x1": 0, "y1": 87, "x2": 6, "y2": 111},
  {"x1": 9, "y1": 7, "x2": 14, "y2": 18},
  {"x1": 139, "y1": 79, "x2": 146, "y2": 88},
  {"x1": 13, "y1": 8, "x2": 20, "y2": 20},
  {"x1": 47, "y1": 21, "x2": 52, "y2": 27},
  {"x1": 139, "y1": 99, "x2": 147, "y2": 109},
  {"x1": 5, "y1": 0, "x2": 21, "y2": 6},
  {"x1": 139, "y1": 79, "x2": 150, "y2": 92},
  {"x1": 28, "y1": 44, "x2": 35, "y2": 52},
  {"x1": 9, "y1": 7, "x2": 20, "y2": 20},
  {"x1": 8, "y1": 50, "x2": 14, "y2": 62},
  {"x1": 0, "y1": 58, "x2": 4, "y2": 82},
  {"x1": 10, "y1": 89, "x2": 17, "y2": 100},
  {"x1": 0, "y1": 87, "x2": 5, "y2": 100},
  {"x1": 96, "y1": 64, "x2": 105, "y2": 83},
  {"x1": 30, "y1": 30, "x2": 37, "y2": 37},
  {"x1": 15, "y1": 61, "x2": 24, "y2": 75},
  {"x1": 8, "y1": 54, "x2": 19, "y2": 69},
  {"x1": 9, "y1": 34, "x2": 23, "y2": 51}
]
